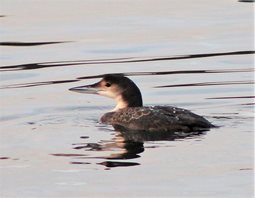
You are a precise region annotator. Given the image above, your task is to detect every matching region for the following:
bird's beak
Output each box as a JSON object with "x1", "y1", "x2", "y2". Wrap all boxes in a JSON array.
[{"x1": 69, "y1": 82, "x2": 101, "y2": 94}]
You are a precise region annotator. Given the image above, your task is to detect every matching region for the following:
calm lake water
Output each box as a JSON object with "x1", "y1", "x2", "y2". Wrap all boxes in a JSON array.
[{"x1": 0, "y1": 0, "x2": 254, "y2": 197}]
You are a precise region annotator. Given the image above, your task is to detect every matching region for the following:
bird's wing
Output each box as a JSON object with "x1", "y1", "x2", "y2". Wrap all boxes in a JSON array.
[
  {"x1": 154, "y1": 106, "x2": 213, "y2": 128},
  {"x1": 100, "y1": 107, "x2": 188, "y2": 132},
  {"x1": 100, "y1": 106, "x2": 213, "y2": 132}
]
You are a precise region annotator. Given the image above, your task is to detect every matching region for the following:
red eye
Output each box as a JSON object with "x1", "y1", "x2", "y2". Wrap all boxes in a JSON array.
[{"x1": 105, "y1": 82, "x2": 111, "y2": 87}]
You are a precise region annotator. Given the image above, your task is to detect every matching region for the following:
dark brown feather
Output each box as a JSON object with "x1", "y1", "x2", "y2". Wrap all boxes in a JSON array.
[{"x1": 100, "y1": 106, "x2": 214, "y2": 132}]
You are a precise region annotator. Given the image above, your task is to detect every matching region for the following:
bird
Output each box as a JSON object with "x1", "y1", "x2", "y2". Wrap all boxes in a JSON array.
[{"x1": 69, "y1": 74, "x2": 215, "y2": 132}]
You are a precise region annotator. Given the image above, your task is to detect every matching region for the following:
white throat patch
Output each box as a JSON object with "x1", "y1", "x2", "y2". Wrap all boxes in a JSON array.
[{"x1": 111, "y1": 95, "x2": 128, "y2": 112}]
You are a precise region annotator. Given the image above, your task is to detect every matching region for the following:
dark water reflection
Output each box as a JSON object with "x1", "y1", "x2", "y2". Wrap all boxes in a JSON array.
[{"x1": 52, "y1": 129, "x2": 206, "y2": 168}]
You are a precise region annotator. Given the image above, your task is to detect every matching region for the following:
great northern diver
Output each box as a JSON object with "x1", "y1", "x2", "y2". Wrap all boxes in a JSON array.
[{"x1": 69, "y1": 74, "x2": 215, "y2": 132}]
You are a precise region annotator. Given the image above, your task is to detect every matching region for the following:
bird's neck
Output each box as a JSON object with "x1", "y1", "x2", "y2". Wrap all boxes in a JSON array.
[
  {"x1": 111, "y1": 95, "x2": 127, "y2": 111},
  {"x1": 112, "y1": 93, "x2": 143, "y2": 112}
]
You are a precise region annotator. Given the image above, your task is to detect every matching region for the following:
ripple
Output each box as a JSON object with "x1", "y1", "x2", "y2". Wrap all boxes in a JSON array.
[
  {"x1": 0, "y1": 41, "x2": 70, "y2": 47},
  {"x1": 0, "y1": 50, "x2": 253, "y2": 71},
  {"x1": 155, "y1": 80, "x2": 255, "y2": 88}
]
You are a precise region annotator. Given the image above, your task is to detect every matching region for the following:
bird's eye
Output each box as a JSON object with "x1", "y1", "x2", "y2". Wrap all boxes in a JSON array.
[{"x1": 105, "y1": 82, "x2": 111, "y2": 87}]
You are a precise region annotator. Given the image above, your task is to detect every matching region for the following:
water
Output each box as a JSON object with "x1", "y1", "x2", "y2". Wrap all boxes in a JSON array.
[{"x1": 0, "y1": 0, "x2": 254, "y2": 197}]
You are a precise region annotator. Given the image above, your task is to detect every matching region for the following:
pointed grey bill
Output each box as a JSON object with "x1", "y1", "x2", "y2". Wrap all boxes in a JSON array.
[{"x1": 69, "y1": 84, "x2": 100, "y2": 94}]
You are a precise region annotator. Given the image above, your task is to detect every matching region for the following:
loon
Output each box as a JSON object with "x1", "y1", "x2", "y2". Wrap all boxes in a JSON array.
[{"x1": 69, "y1": 74, "x2": 215, "y2": 132}]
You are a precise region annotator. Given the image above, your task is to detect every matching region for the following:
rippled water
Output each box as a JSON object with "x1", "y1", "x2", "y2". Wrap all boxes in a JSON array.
[{"x1": 0, "y1": 0, "x2": 254, "y2": 197}]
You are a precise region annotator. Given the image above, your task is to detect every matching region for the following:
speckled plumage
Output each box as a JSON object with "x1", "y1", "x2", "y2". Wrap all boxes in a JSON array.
[{"x1": 101, "y1": 106, "x2": 214, "y2": 132}]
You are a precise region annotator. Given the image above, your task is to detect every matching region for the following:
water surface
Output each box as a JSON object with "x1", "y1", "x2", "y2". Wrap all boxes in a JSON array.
[{"x1": 0, "y1": 0, "x2": 254, "y2": 197}]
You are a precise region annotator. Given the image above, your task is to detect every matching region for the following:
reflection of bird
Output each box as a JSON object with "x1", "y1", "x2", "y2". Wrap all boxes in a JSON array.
[{"x1": 69, "y1": 74, "x2": 215, "y2": 132}]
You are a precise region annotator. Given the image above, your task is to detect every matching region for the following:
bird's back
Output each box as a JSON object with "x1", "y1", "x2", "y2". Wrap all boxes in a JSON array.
[{"x1": 100, "y1": 106, "x2": 214, "y2": 132}]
